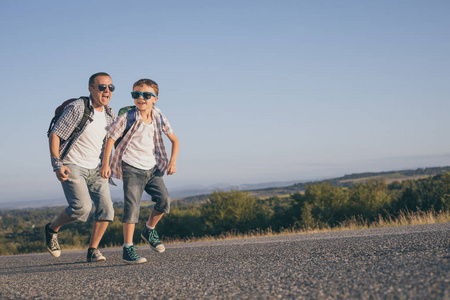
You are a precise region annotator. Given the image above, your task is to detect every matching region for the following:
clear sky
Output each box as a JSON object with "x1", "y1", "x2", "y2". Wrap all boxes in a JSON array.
[{"x1": 0, "y1": 0, "x2": 449, "y2": 204}]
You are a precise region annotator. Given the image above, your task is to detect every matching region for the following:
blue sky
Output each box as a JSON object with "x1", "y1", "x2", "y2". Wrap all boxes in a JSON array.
[{"x1": 0, "y1": 0, "x2": 449, "y2": 204}]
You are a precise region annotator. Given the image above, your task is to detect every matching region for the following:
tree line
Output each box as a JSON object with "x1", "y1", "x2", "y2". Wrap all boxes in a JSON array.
[{"x1": 1, "y1": 172, "x2": 449, "y2": 256}]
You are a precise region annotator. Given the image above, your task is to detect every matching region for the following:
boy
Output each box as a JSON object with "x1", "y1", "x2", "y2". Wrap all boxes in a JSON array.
[{"x1": 100, "y1": 79, "x2": 179, "y2": 264}]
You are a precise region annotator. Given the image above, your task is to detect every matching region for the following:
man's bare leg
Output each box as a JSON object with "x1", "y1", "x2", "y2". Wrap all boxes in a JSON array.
[
  {"x1": 49, "y1": 210, "x2": 74, "y2": 232},
  {"x1": 89, "y1": 221, "x2": 109, "y2": 249},
  {"x1": 86, "y1": 221, "x2": 109, "y2": 262}
]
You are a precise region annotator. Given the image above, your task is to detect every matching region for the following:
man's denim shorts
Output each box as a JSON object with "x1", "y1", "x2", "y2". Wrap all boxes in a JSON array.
[
  {"x1": 122, "y1": 161, "x2": 171, "y2": 224},
  {"x1": 61, "y1": 164, "x2": 114, "y2": 222}
]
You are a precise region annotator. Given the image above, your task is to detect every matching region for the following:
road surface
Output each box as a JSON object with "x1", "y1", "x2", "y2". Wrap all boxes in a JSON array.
[{"x1": 0, "y1": 223, "x2": 449, "y2": 299}]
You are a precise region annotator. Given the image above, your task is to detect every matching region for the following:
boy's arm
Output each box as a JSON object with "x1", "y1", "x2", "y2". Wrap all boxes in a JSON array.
[
  {"x1": 99, "y1": 137, "x2": 115, "y2": 179},
  {"x1": 166, "y1": 132, "x2": 179, "y2": 175},
  {"x1": 49, "y1": 133, "x2": 71, "y2": 182}
]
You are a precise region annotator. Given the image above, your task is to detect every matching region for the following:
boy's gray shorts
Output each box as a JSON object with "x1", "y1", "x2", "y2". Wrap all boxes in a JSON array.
[{"x1": 122, "y1": 162, "x2": 171, "y2": 224}]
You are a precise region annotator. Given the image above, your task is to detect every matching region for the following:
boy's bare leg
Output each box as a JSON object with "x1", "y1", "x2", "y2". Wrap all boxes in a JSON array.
[
  {"x1": 49, "y1": 210, "x2": 74, "y2": 232},
  {"x1": 141, "y1": 209, "x2": 165, "y2": 253},
  {"x1": 89, "y1": 221, "x2": 109, "y2": 249},
  {"x1": 147, "y1": 209, "x2": 164, "y2": 228},
  {"x1": 123, "y1": 223, "x2": 136, "y2": 244},
  {"x1": 122, "y1": 222, "x2": 147, "y2": 264}
]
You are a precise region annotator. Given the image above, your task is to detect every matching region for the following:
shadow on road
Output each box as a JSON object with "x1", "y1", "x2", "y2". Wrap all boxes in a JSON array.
[{"x1": 0, "y1": 260, "x2": 135, "y2": 276}]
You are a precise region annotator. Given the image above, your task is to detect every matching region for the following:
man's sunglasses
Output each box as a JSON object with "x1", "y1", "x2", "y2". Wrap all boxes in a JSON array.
[
  {"x1": 97, "y1": 84, "x2": 115, "y2": 92},
  {"x1": 131, "y1": 91, "x2": 157, "y2": 100}
]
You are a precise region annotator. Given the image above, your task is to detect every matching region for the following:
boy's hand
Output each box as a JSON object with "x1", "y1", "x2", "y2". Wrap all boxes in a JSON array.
[
  {"x1": 99, "y1": 165, "x2": 111, "y2": 179},
  {"x1": 56, "y1": 165, "x2": 71, "y2": 182},
  {"x1": 167, "y1": 164, "x2": 177, "y2": 175}
]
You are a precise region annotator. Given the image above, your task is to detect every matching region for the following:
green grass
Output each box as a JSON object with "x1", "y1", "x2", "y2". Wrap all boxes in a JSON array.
[{"x1": 162, "y1": 209, "x2": 450, "y2": 245}]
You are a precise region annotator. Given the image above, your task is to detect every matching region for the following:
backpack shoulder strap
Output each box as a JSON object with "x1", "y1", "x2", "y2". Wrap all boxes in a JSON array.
[
  {"x1": 78, "y1": 97, "x2": 92, "y2": 128},
  {"x1": 125, "y1": 107, "x2": 136, "y2": 132},
  {"x1": 114, "y1": 106, "x2": 136, "y2": 148},
  {"x1": 60, "y1": 97, "x2": 92, "y2": 159}
]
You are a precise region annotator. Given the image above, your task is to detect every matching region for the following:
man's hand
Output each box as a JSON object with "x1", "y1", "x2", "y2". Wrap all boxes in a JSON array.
[
  {"x1": 99, "y1": 165, "x2": 111, "y2": 179},
  {"x1": 56, "y1": 165, "x2": 71, "y2": 182}
]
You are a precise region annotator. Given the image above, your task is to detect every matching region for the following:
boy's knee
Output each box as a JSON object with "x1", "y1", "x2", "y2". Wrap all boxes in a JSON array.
[
  {"x1": 122, "y1": 204, "x2": 140, "y2": 224},
  {"x1": 154, "y1": 194, "x2": 171, "y2": 214}
]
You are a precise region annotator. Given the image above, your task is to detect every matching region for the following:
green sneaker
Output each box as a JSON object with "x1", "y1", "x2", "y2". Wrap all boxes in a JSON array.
[
  {"x1": 141, "y1": 227, "x2": 165, "y2": 253},
  {"x1": 123, "y1": 245, "x2": 147, "y2": 264}
]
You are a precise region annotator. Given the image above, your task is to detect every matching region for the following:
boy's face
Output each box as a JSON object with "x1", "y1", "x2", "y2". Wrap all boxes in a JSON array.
[{"x1": 132, "y1": 84, "x2": 158, "y2": 111}]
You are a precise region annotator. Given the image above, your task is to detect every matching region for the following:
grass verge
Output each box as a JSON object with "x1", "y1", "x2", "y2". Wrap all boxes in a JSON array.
[{"x1": 162, "y1": 209, "x2": 450, "y2": 245}]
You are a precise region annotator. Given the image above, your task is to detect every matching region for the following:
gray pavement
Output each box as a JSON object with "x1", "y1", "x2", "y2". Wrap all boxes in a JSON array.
[{"x1": 0, "y1": 223, "x2": 449, "y2": 299}]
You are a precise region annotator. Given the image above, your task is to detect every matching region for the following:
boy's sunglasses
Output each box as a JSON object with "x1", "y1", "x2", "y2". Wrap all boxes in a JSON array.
[
  {"x1": 131, "y1": 91, "x2": 157, "y2": 100},
  {"x1": 97, "y1": 84, "x2": 115, "y2": 92}
]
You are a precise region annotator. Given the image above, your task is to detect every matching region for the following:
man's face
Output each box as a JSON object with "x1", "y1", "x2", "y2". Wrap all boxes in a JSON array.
[{"x1": 89, "y1": 75, "x2": 113, "y2": 108}]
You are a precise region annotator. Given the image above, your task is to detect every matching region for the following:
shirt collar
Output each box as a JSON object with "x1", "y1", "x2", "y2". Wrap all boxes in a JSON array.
[{"x1": 135, "y1": 106, "x2": 160, "y2": 122}]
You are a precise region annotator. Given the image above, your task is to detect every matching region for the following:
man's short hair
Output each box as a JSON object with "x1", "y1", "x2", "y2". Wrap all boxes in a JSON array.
[
  {"x1": 89, "y1": 72, "x2": 111, "y2": 87},
  {"x1": 133, "y1": 79, "x2": 159, "y2": 96}
]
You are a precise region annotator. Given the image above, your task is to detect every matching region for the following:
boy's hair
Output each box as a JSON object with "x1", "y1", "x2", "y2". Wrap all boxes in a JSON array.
[
  {"x1": 133, "y1": 78, "x2": 159, "y2": 96},
  {"x1": 89, "y1": 72, "x2": 111, "y2": 87}
]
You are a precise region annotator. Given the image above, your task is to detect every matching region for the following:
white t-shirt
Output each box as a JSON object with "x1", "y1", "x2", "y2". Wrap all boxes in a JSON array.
[
  {"x1": 122, "y1": 122, "x2": 156, "y2": 170},
  {"x1": 64, "y1": 109, "x2": 107, "y2": 169}
]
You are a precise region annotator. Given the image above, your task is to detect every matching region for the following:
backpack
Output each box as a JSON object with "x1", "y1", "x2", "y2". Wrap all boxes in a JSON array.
[
  {"x1": 113, "y1": 106, "x2": 165, "y2": 148},
  {"x1": 47, "y1": 96, "x2": 92, "y2": 158},
  {"x1": 114, "y1": 106, "x2": 136, "y2": 148}
]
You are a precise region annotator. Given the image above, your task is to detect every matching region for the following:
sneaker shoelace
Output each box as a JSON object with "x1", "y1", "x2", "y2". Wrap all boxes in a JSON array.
[
  {"x1": 148, "y1": 230, "x2": 161, "y2": 245},
  {"x1": 49, "y1": 234, "x2": 60, "y2": 250},
  {"x1": 126, "y1": 246, "x2": 140, "y2": 260},
  {"x1": 92, "y1": 249, "x2": 103, "y2": 258}
]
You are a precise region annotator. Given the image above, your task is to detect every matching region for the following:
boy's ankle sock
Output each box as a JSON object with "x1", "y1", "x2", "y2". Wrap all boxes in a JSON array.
[
  {"x1": 146, "y1": 223, "x2": 155, "y2": 230},
  {"x1": 123, "y1": 243, "x2": 133, "y2": 247}
]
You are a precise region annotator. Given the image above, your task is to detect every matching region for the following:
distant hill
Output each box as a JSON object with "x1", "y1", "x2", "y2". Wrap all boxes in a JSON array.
[{"x1": 172, "y1": 166, "x2": 450, "y2": 207}]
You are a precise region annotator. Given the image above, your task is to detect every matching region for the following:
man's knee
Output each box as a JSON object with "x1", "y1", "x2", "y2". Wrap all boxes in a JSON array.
[
  {"x1": 95, "y1": 201, "x2": 114, "y2": 221},
  {"x1": 66, "y1": 202, "x2": 93, "y2": 222}
]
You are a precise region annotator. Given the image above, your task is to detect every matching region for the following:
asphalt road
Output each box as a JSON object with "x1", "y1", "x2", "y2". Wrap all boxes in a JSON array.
[{"x1": 0, "y1": 223, "x2": 449, "y2": 299}]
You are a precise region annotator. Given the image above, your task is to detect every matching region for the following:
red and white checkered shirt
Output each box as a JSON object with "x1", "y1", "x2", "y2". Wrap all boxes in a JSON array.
[{"x1": 106, "y1": 106, "x2": 173, "y2": 180}]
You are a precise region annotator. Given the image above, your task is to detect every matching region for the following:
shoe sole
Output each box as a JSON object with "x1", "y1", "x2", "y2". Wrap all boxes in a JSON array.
[
  {"x1": 141, "y1": 233, "x2": 165, "y2": 253},
  {"x1": 87, "y1": 257, "x2": 106, "y2": 263},
  {"x1": 122, "y1": 258, "x2": 147, "y2": 265},
  {"x1": 47, "y1": 248, "x2": 61, "y2": 258},
  {"x1": 47, "y1": 248, "x2": 61, "y2": 257}
]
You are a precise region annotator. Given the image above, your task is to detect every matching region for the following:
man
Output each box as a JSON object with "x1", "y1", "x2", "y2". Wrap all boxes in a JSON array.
[{"x1": 45, "y1": 72, "x2": 116, "y2": 262}]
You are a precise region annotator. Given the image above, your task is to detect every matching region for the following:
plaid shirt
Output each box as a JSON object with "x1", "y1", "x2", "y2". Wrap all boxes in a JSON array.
[
  {"x1": 51, "y1": 97, "x2": 116, "y2": 171},
  {"x1": 106, "y1": 106, "x2": 173, "y2": 180}
]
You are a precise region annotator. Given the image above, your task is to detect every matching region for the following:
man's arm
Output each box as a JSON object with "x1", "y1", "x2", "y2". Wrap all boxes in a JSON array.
[
  {"x1": 49, "y1": 133, "x2": 71, "y2": 181},
  {"x1": 166, "y1": 132, "x2": 179, "y2": 175}
]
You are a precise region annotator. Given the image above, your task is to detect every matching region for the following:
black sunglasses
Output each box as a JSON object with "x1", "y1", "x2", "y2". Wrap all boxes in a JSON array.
[
  {"x1": 131, "y1": 91, "x2": 157, "y2": 100},
  {"x1": 97, "y1": 84, "x2": 115, "y2": 92}
]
